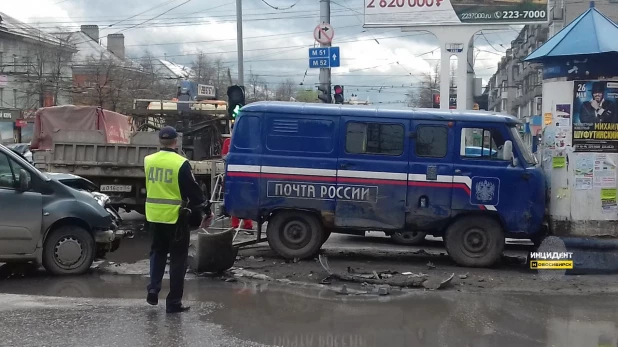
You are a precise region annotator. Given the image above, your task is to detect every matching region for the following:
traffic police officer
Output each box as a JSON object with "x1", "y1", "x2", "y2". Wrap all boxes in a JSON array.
[{"x1": 144, "y1": 126, "x2": 205, "y2": 313}]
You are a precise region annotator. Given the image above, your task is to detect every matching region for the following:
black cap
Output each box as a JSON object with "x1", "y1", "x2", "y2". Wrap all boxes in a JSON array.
[
  {"x1": 592, "y1": 82, "x2": 605, "y2": 93},
  {"x1": 159, "y1": 126, "x2": 178, "y2": 139}
]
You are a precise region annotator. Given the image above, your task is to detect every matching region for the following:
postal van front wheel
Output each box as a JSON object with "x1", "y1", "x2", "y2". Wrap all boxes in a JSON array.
[
  {"x1": 444, "y1": 216, "x2": 504, "y2": 267},
  {"x1": 267, "y1": 211, "x2": 323, "y2": 260}
]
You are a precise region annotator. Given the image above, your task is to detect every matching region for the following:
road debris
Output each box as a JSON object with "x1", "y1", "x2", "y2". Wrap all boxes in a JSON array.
[
  {"x1": 422, "y1": 273, "x2": 455, "y2": 290},
  {"x1": 427, "y1": 262, "x2": 436, "y2": 269},
  {"x1": 317, "y1": 254, "x2": 456, "y2": 289},
  {"x1": 458, "y1": 273, "x2": 469, "y2": 279},
  {"x1": 372, "y1": 285, "x2": 391, "y2": 296}
]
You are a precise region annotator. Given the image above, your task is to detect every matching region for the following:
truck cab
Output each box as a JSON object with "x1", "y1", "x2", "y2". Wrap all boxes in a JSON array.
[{"x1": 224, "y1": 102, "x2": 546, "y2": 267}]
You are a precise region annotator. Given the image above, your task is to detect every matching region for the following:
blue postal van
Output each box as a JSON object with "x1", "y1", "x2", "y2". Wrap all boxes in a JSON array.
[{"x1": 224, "y1": 102, "x2": 547, "y2": 267}]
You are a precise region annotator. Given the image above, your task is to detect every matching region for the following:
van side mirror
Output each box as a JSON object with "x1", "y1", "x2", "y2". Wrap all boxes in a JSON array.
[
  {"x1": 503, "y1": 140, "x2": 514, "y2": 164},
  {"x1": 17, "y1": 169, "x2": 32, "y2": 192}
]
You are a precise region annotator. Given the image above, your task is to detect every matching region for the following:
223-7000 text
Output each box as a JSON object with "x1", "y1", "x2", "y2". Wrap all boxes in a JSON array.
[
  {"x1": 500, "y1": 10, "x2": 546, "y2": 19},
  {"x1": 367, "y1": 0, "x2": 443, "y2": 8}
]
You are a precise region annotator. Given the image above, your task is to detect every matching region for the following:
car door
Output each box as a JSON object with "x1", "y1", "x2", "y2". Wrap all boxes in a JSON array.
[
  {"x1": 335, "y1": 116, "x2": 408, "y2": 230},
  {"x1": 452, "y1": 124, "x2": 529, "y2": 230},
  {"x1": 0, "y1": 151, "x2": 43, "y2": 256},
  {"x1": 407, "y1": 120, "x2": 455, "y2": 231}
]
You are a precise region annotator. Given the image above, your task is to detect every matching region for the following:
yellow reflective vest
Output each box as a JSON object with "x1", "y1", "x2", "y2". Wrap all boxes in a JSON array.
[{"x1": 144, "y1": 150, "x2": 187, "y2": 224}]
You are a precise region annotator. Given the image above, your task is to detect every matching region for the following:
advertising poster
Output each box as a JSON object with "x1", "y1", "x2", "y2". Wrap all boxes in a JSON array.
[
  {"x1": 601, "y1": 188, "x2": 618, "y2": 214},
  {"x1": 544, "y1": 112, "x2": 553, "y2": 125},
  {"x1": 552, "y1": 156, "x2": 565, "y2": 168},
  {"x1": 575, "y1": 154, "x2": 594, "y2": 190},
  {"x1": 555, "y1": 104, "x2": 571, "y2": 127},
  {"x1": 543, "y1": 127, "x2": 557, "y2": 149},
  {"x1": 593, "y1": 154, "x2": 617, "y2": 188},
  {"x1": 555, "y1": 127, "x2": 569, "y2": 149},
  {"x1": 363, "y1": 0, "x2": 549, "y2": 27},
  {"x1": 573, "y1": 81, "x2": 618, "y2": 152}
]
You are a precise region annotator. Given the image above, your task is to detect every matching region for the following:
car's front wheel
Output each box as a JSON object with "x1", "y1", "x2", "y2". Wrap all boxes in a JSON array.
[{"x1": 42, "y1": 225, "x2": 95, "y2": 275}]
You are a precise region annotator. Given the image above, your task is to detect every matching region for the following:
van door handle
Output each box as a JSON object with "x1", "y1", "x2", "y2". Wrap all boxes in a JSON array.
[
  {"x1": 454, "y1": 169, "x2": 462, "y2": 174},
  {"x1": 340, "y1": 163, "x2": 351, "y2": 169}
]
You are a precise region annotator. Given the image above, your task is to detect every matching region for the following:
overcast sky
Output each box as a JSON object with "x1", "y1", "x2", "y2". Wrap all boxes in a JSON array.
[{"x1": 3, "y1": 0, "x2": 521, "y2": 105}]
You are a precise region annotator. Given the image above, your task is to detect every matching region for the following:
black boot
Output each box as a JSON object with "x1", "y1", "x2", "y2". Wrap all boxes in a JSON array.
[{"x1": 166, "y1": 305, "x2": 190, "y2": 313}]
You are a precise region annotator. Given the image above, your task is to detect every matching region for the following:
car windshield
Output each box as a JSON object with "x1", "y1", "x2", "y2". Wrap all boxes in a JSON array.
[{"x1": 509, "y1": 126, "x2": 537, "y2": 165}]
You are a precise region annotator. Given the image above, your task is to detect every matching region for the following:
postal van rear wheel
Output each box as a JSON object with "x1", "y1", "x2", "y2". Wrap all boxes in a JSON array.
[
  {"x1": 267, "y1": 211, "x2": 323, "y2": 260},
  {"x1": 444, "y1": 216, "x2": 504, "y2": 267}
]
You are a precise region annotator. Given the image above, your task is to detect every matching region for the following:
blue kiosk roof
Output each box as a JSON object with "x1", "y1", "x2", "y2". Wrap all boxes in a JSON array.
[{"x1": 525, "y1": 2, "x2": 618, "y2": 62}]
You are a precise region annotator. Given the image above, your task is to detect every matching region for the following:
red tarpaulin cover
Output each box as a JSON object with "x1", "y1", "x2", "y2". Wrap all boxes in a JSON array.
[{"x1": 31, "y1": 105, "x2": 131, "y2": 150}]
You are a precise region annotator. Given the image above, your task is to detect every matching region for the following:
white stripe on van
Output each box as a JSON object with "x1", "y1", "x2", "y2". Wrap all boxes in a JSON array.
[
  {"x1": 226, "y1": 164, "x2": 497, "y2": 211},
  {"x1": 338, "y1": 170, "x2": 407, "y2": 181},
  {"x1": 227, "y1": 164, "x2": 261, "y2": 173},
  {"x1": 261, "y1": 165, "x2": 337, "y2": 177}
]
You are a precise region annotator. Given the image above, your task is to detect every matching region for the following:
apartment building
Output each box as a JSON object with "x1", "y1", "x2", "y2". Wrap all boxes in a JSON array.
[{"x1": 486, "y1": 0, "x2": 618, "y2": 120}]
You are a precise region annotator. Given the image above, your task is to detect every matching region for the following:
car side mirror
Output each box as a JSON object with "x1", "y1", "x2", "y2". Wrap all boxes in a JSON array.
[
  {"x1": 18, "y1": 169, "x2": 31, "y2": 192},
  {"x1": 503, "y1": 140, "x2": 514, "y2": 165}
]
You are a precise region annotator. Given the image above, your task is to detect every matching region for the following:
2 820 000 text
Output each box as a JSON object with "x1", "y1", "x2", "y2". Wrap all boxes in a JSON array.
[{"x1": 367, "y1": 0, "x2": 443, "y2": 8}]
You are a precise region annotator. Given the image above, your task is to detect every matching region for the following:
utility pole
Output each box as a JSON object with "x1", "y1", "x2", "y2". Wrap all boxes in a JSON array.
[
  {"x1": 319, "y1": 0, "x2": 331, "y2": 103},
  {"x1": 236, "y1": 0, "x2": 244, "y2": 85}
]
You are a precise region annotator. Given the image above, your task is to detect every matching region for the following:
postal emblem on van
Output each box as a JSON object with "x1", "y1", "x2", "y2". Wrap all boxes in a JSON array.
[{"x1": 470, "y1": 177, "x2": 500, "y2": 206}]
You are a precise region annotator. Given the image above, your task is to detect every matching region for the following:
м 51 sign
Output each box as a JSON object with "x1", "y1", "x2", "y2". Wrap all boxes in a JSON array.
[{"x1": 363, "y1": 0, "x2": 549, "y2": 27}]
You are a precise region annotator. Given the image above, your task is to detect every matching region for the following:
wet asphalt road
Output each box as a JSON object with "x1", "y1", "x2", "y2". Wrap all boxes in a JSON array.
[
  {"x1": 1, "y1": 213, "x2": 613, "y2": 346},
  {"x1": 2, "y1": 272, "x2": 618, "y2": 347}
]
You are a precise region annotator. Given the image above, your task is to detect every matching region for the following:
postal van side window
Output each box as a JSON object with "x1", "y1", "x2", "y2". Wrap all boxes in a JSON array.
[
  {"x1": 345, "y1": 122, "x2": 404, "y2": 156},
  {"x1": 415, "y1": 125, "x2": 448, "y2": 158}
]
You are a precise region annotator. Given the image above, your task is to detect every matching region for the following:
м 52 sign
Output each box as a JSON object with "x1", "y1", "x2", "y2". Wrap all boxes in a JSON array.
[{"x1": 363, "y1": 0, "x2": 548, "y2": 27}]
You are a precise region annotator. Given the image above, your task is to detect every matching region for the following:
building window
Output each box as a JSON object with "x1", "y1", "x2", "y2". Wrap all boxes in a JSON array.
[
  {"x1": 0, "y1": 88, "x2": 3, "y2": 107},
  {"x1": 345, "y1": 122, "x2": 404, "y2": 156},
  {"x1": 415, "y1": 125, "x2": 448, "y2": 158},
  {"x1": 13, "y1": 89, "x2": 17, "y2": 108}
]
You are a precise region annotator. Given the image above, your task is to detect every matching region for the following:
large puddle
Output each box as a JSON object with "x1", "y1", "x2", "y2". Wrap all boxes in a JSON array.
[{"x1": 1, "y1": 273, "x2": 617, "y2": 346}]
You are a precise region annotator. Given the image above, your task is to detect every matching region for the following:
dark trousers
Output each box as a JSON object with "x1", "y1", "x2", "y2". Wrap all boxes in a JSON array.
[{"x1": 147, "y1": 219, "x2": 190, "y2": 308}]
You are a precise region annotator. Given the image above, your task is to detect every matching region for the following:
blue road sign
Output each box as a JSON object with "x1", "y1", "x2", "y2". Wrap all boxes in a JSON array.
[
  {"x1": 309, "y1": 58, "x2": 330, "y2": 68},
  {"x1": 308, "y1": 47, "x2": 341, "y2": 68},
  {"x1": 329, "y1": 47, "x2": 340, "y2": 68},
  {"x1": 309, "y1": 48, "x2": 329, "y2": 58}
]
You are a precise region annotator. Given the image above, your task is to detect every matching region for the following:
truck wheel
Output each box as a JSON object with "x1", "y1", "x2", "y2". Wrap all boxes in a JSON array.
[
  {"x1": 267, "y1": 211, "x2": 323, "y2": 260},
  {"x1": 444, "y1": 216, "x2": 504, "y2": 267},
  {"x1": 391, "y1": 231, "x2": 426, "y2": 245},
  {"x1": 42, "y1": 226, "x2": 95, "y2": 275}
]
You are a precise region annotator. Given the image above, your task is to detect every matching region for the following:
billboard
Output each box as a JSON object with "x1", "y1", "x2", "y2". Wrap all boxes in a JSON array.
[
  {"x1": 363, "y1": 0, "x2": 548, "y2": 27},
  {"x1": 573, "y1": 81, "x2": 618, "y2": 152}
]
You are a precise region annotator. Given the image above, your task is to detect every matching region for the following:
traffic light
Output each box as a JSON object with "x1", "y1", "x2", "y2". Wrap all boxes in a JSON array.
[
  {"x1": 333, "y1": 85, "x2": 344, "y2": 104},
  {"x1": 227, "y1": 85, "x2": 245, "y2": 119},
  {"x1": 317, "y1": 85, "x2": 331, "y2": 103}
]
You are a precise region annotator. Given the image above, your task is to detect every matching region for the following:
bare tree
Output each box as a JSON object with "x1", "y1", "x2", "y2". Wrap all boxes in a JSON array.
[
  {"x1": 192, "y1": 51, "x2": 215, "y2": 85},
  {"x1": 75, "y1": 52, "x2": 148, "y2": 113},
  {"x1": 275, "y1": 78, "x2": 296, "y2": 101},
  {"x1": 407, "y1": 63, "x2": 440, "y2": 108},
  {"x1": 139, "y1": 50, "x2": 175, "y2": 100},
  {"x1": 15, "y1": 32, "x2": 74, "y2": 109}
]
